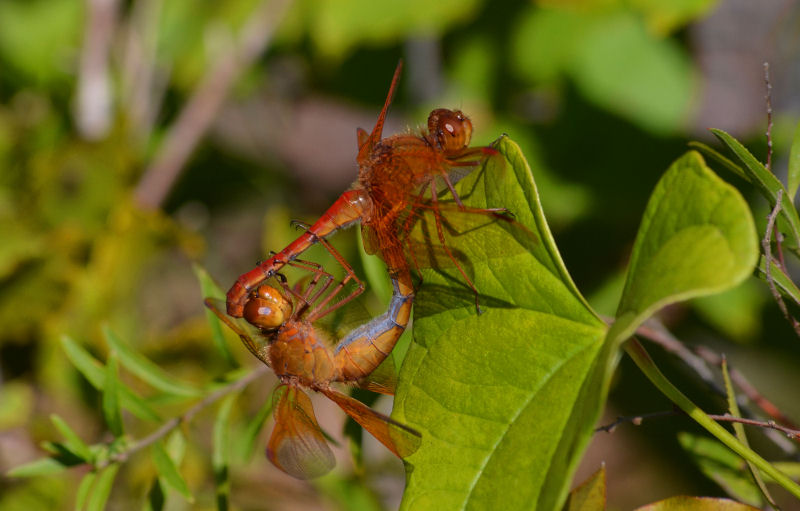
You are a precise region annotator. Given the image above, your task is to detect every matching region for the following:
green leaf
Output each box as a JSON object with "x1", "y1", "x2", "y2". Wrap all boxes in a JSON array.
[
  {"x1": 567, "y1": 465, "x2": 606, "y2": 511},
  {"x1": 103, "y1": 352, "x2": 124, "y2": 437},
  {"x1": 787, "y1": 119, "x2": 800, "y2": 200},
  {"x1": 50, "y1": 414, "x2": 92, "y2": 462},
  {"x1": 6, "y1": 456, "x2": 74, "y2": 478},
  {"x1": 193, "y1": 264, "x2": 237, "y2": 367},
  {"x1": 103, "y1": 326, "x2": 201, "y2": 398},
  {"x1": 85, "y1": 464, "x2": 119, "y2": 511},
  {"x1": 213, "y1": 394, "x2": 236, "y2": 511},
  {"x1": 60, "y1": 336, "x2": 160, "y2": 422},
  {"x1": 756, "y1": 256, "x2": 800, "y2": 307},
  {"x1": 235, "y1": 394, "x2": 274, "y2": 462},
  {"x1": 75, "y1": 471, "x2": 97, "y2": 511},
  {"x1": 395, "y1": 137, "x2": 607, "y2": 511},
  {"x1": 634, "y1": 496, "x2": 761, "y2": 510},
  {"x1": 710, "y1": 128, "x2": 800, "y2": 252},
  {"x1": 571, "y1": 12, "x2": 694, "y2": 134},
  {"x1": 721, "y1": 361, "x2": 771, "y2": 506},
  {"x1": 687, "y1": 141, "x2": 749, "y2": 183},
  {"x1": 151, "y1": 442, "x2": 192, "y2": 502},
  {"x1": 674, "y1": 433, "x2": 763, "y2": 505},
  {"x1": 615, "y1": 150, "x2": 758, "y2": 342}
]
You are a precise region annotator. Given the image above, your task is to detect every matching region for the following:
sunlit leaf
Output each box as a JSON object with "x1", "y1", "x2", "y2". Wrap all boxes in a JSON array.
[
  {"x1": 6, "y1": 456, "x2": 73, "y2": 478},
  {"x1": 151, "y1": 442, "x2": 192, "y2": 501},
  {"x1": 75, "y1": 471, "x2": 97, "y2": 511},
  {"x1": 235, "y1": 395, "x2": 274, "y2": 462},
  {"x1": 193, "y1": 264, "x2": 237, "y2": 367},
  {"x1": 60, "y1": 336, "x2": 160, "y2": 422},
  {"x1": 567, "y1": 465, "x2": 606, "y2": 511},
  {"x1": 634, "y1": 495, "x2": 760, "y2": 510},
  {"x1": 103, "y1": 352, "x2": 124, "y2": 437},
  {"x1": 213, "y1": 394, "x2": 237, "y2": 511},
  {"x1": 614, "y1": 150, "x2": 758, "y2": 341},
  {"x1": 50, "y1": 414, "x2": 92, "y2": 462},
  {"x1": 103, "y1": 326, "x2": 201, "y2": 398},
  {"x1": 85, "y1": 464, "x2": 119, "y2": 511},
  {"x1": 710, "y1": 128, "x2": 800, "y2": 253},
  {"x1": 787, "y1": 119, "x2": 800, "y2": 201},
  {"x1": 395, "y1": 137, "x2": 607, "y2": 510}
]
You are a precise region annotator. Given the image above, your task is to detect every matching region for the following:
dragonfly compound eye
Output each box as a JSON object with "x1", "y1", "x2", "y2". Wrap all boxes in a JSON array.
[
  {"x1": 243, "y1": 285, "x2": 292, "y2": 331},
  {"x1": 428, "y1": 109, "x2": 473, "y2": 153}
]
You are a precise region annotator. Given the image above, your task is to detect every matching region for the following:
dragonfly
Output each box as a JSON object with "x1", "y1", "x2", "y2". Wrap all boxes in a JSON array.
[
  {"x1": 226, "y1": 60, "x2": 513, "y2": 319},
  {"x1": 205, "y1": 237, "x2": 420, "y2": 479}
]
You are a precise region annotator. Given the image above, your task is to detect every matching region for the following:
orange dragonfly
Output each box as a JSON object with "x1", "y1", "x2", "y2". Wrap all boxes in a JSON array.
[
  {"x1": 226, "y1": 60, "x2": 511, "y2": 319},
  {"x1": 205, "y1": 238, "x2": 420, "y2": 479}
]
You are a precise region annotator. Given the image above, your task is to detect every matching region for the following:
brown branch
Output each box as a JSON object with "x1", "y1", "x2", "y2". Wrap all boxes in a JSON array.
[
  {"x1": 134, "y1": 0, "x2": 294, "y2": 210},
  {"x1": 636, "y1": 319, "x2": 798, "y2": 456},
  {"x1": 762, "y1": 189, "x2": 800, "y2": 338},
  {"x1": 597, "y1": 409, "x2": 800, "y2": 442},
  {"x1": 97, "y1": 365, "x2": 270, "y2": 468}
]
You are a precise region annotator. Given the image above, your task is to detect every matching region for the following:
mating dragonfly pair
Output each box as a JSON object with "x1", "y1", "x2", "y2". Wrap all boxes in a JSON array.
[{"x1": 206, "y1": 61, "x2": 534, "y2": 479}]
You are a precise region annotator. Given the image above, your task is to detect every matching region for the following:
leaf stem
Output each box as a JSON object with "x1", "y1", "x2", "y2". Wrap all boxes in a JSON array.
[{"x1": 624, "y1": 338, "x2": 800, "y2": 499}]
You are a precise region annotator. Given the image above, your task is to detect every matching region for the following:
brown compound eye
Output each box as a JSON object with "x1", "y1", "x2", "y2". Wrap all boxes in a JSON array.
[
  {"x1": 427, "y1": 109, "x2": 473, "y2": 154},
  {"x1": 243, "y1": 285, "x2": 292, "y2": 331}
]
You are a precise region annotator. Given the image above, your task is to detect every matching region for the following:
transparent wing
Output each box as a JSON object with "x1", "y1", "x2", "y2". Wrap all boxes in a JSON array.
[
  {"x1": 266, "y1": 385, "x2": 335, "y2": 479},
  {"x1": 319, "y1": 387, "x2": 420, "y2": 459}
]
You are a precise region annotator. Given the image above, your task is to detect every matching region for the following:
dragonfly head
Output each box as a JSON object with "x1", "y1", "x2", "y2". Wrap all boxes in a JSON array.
[
  {"x1": 428, "y1": 109, "x2": 473, "y2": 154},
  {"x1": 243, "y1": 285, "x2": 293, "y2": 332}
]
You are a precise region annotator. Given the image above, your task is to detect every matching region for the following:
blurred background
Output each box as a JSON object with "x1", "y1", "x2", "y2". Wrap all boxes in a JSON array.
[{"x1": 1, "y1": 0, "x2": 799, "y2": 509}]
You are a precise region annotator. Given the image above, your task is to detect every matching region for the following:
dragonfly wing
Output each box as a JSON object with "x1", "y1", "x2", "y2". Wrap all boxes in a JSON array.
[
  {"x1": 319, "y1": 387, "x2": 420, "y2": 458},
  {"x1": 267, "y1": 385, "x2": 335, "y2": 479},
  {"x1": 204, "y1": 297, "x2": 271, "y2": 367}
]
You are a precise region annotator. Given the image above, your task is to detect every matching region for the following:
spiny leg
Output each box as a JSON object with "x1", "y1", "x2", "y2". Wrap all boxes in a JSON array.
[{"x1": 429, "y1": 179, "x2": 482, "y2": 314}]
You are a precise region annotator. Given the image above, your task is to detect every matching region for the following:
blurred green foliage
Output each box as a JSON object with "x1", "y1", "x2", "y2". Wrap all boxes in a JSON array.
[{"x1": 1, "y1": 0, "x2": 799, "y2": 509}]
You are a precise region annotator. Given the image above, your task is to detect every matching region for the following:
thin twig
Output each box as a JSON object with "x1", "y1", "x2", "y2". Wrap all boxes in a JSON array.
[
  {"x1": 764, "y1": 62, "x2": 774, "y2": 172},
  {"x1": 763, "y1": 189, "x2": 800, "y2": 338},
  {"x1": 636, "y1": 319, "x2": 798, "y2": 455},
  {"x1": 74, "y1": 0, "x2": 119, "y2": 140},
  {"x1": 97, "y1": 366, "x2": 270, "y2": 468},
  {"x1": 597, "y1": 409, "x2": 800, "y2": 441},
  {"x1": 134, "y1": 0, "x2": 294, "y2": 210}
]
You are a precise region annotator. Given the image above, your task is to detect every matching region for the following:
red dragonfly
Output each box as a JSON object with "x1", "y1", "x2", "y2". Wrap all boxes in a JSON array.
[
  {"x1": 226, "y1": 61, "x2": 511, "y2": 319},
  {"x1": 205, "y1": 238, "x2": 419, "y2": 479}
]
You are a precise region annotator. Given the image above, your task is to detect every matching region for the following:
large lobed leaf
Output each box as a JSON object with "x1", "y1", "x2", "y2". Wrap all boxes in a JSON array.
[
  {"x1": 394, "y1": 141, "x2": 761, "y2": 509},
  {"x1": 394, "y1": 137, "x2": 607, "y2": 510}
]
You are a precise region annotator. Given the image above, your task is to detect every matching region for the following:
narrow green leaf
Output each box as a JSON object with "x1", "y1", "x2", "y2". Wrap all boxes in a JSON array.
[
  {"x1": 85, "y1": 464, "x2": 119, "y2": 511},
  {"x1": 634, "y1": 495, "x2": 761, "y2": 510},
  {"x1": 213, "y1": 394, "x2": 236, "y2": 511},
  {"x1": 235, "y1": 395, "x2": 274, "y2": 462},
  {"x1": 756, "y1": 256, "x2": 800, "y2": 306},
  {"x1": 6, "y1": 456, "x2": 72, "y2": 477},
  {"x1": 151, "y1": 442, "x2": 192, "y2": 501},
  {"x1": 721, "y1": 360, "x2": 774, "y2": 506},
  {"x1": 143, "y1": 478, "x2": 166, "y2": 511},
  {"x1": 627, "y1": 340, "x2": 800, "y2": 499},
  {"x1": 567, "y1": 465, "x2": 606, "y2": 511},
  {"x1": 60, "y1": 336, "x2": 160, "y2": 422},
  {"x1": 75, "y1": 471, "x2": 97, "y2": 511},
  {"x1": 710, "y1": 128, "x2": 800, "y2": 252},
  {"x1": 103, "y1": 326, "x2": 200, "y2": 398},
  {"x1": 193, "y1": 264, "x2": 237, "y2": 367},
  {"x1": 395, "y1": 137, "x2": 607, "y2": 511},
  {"x1": 103, "y1": 353, "x2": 124, "y2": 437},
  {"x1": 787, "y1": 119, "x2": 800, "y2": 200},
  {"x1": 687, "y1": 141, "x2": 749, "y2": 182},
  {"x1": 50, "y1": 414, "x2": 92, "y2": 461},
  {"x1": 615, "y1": 150, "x2": 758, "y2": 343}
]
